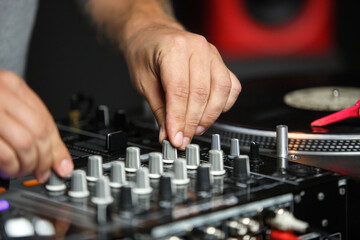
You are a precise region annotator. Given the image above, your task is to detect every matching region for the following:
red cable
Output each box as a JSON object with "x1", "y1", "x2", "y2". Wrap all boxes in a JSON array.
[{"x1": 270, "y1": 230, "x2": 304, "y2": 240}]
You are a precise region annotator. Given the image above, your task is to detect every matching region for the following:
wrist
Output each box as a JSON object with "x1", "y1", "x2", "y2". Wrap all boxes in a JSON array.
[{"x1": 119, "y1": 2, "x2": 184, "y2": 55}]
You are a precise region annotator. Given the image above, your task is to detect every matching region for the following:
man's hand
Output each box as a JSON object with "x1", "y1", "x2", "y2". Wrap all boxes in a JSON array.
[
  {"x1": 124, "y1": 26, "x2": 241, "y2": 150},
  {"x1": 80, "y1": 0, "x2": 241, "y2": 150},
  {"x1": 0, "y1": 70, "x2": 73, "y2": 182}
]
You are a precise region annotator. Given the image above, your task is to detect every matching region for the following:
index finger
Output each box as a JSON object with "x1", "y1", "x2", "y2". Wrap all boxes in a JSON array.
[{"x1": 159, "y1": 49, "x2": 189, "y2": 148}]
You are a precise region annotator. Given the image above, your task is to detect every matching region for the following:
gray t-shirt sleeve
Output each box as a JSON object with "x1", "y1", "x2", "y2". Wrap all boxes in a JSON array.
[{"x1": 0, "y1": 0, "x2": 39, "y2": 79}]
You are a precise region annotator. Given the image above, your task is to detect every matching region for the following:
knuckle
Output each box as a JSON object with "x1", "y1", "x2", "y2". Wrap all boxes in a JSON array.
[
  {"x1": 35, "y1": 119, "x2": 51, "y2": 140},
  {"x1": 17, "y1": 134, "x2": 34, "y2": 153},
  {"x1": 0, "y1": 151, "x2": 15, "y2": 168},
  {"x1": 171, "y1": 35, "x2": 187, "y2": 50},
  {"x1": 218, "y1": 79, "x2": 232, "y2": 94},
  {"x1": 186, "y1": 119, "x2": 199, "y2": 130},
  {"x1": 152, "y1": 106, "x2": 165, "y2": 121},
  {"x1": 193, "y1": 87, "x2": 209, "y2": 103},
  {"x1": 193, "y1": 35, "x2": 208, "y2": 49},
  {"x1": 171, "y1": 113, "x2": 185, "y2": 124},
  {"x1": 203, "y1": 111, "x2": 221, "y2": 125},
  {"x1": 172, "y1": 85, "x2": 189, "y2": 100}
]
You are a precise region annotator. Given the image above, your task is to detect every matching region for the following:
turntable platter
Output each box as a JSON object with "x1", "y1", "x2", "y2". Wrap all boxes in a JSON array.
[{"x1": 284, "y1": 86, "x2": 360, "y2": 111}]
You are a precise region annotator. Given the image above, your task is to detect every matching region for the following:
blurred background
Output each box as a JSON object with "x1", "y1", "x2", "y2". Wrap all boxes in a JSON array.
[{"x1": 25, "y1": 0, "x2": 360, "y2": 120}]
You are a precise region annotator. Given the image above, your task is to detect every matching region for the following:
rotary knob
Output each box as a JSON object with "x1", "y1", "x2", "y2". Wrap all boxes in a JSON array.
[
  {"x1": 186, "y1": 144, "x2": 200, "y2": 169},
  {"x1": 162, "y1": 140, "x2": 177, "y2": 164},
  {"x1": 125, "y1": 146, "x2": 140, "y2": 172},
  {"x1": 196, "y1": 165, "x2": 212, "y2": 193},
  {"x1": 148, "y1": 152, "x2": 164, "y2": 178},
  {"x1": 158, "y1": 174, "x2": 173, "y2": 206},
  {"x1": 68, "y1": 170, "x2": 89, "y2": 198},
  {"x1": 133, "y1": 168, "x2": 153, "y2": 195},
  {"x1": 233, "y1": 155, "x2": 250, "y2": 181},
  {"x1": 45, "y1": 170, "x2": 66, "y2": 192},
  {"x1": 211, "y1": 134, "x2": 221, "y2": 150},
  {"x1": 109, "y1": 161, "x2": 127, "y2": 188},
  {"x1": 87, "y1": 155, "x2": 103, "y2": 182},
  {"x1": 229, "y1": 138, "x2": 240, "y2": 159},
  {"x1": 209, "y1": 149, "x2": 226, "y2": 175},
  {"x1": 250, "y1": 142, "x2": 262, "y2": 165},
  {"x1": 172, "y1": 158, "x2": 190, "y2": 185},
  {"x1": 91, "y1": 176, "x2": 113, "y2": 205}
]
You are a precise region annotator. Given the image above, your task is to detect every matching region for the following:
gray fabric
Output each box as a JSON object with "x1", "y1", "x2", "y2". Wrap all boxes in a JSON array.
[{"x1": 0, "y1": 0, "x2": 38, "y2": 78}]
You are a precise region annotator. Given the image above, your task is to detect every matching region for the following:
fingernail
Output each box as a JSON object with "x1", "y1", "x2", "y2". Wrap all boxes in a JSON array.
[
  {"x1": 174, "y1": 132, "x2": 183, "y2": 147},
  {"x1": 195, "y1": 126, "x2": 206, "y2": 135},
  {"x1": 60, "y1": 159, "x2": 73, "y2": 176},
  {"x1": 181, "y1": 137, "x2": 190, "y2": 149},
  {"x1": 38, "y1": 170, "x2": 50, "y2": 183}
]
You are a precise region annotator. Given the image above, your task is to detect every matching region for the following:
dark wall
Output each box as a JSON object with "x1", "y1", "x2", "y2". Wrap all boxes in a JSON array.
[{"x1": 26, "y1": 0, "x2": 143, "y2": 120}]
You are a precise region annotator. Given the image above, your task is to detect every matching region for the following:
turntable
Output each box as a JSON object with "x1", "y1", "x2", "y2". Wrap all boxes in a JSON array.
[{"x1": 199, "y1": 74, "x2": 360, "y2": 155}]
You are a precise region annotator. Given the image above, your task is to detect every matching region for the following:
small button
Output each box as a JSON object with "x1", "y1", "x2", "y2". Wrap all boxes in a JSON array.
[
  {"x1": 34, "y1": 218, "x2": 55, "y2": 237},
  {"x1": 5, "y1": 217, "x2": 34, "y2": 238},
  {"x1": 23, "y1": 179, "x2": 41, "y2": 187},
  {"x1": 0, "y1": 200, "x2": 9, "y2": 211},
  {"x1": 0, "y1": 187, "x2": 6, "y2": 193}
]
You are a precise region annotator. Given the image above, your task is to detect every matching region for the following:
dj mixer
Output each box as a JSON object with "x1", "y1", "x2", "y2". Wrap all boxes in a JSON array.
[{"x1": 0, "y1": 105, "x2": 349, "y2": 239}]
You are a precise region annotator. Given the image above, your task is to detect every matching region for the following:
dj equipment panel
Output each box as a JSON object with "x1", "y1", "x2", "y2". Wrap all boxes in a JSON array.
[{"x1": 0, "y1": 103, "x2": 349, "y2": 240}]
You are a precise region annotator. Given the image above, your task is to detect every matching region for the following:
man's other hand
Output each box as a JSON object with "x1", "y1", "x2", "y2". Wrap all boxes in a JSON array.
[{"x1": 0, "y1": 70, "x2": 73, "y2": 182}]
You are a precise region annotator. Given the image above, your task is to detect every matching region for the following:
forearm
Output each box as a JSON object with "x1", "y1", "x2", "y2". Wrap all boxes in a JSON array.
[{"x1": 76, "y1": 0, "x2": 184, "y2": 52}]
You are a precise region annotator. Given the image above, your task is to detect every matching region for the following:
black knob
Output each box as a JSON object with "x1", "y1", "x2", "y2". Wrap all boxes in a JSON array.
[
  {"x1": 159, "y1": 175, "x2": 172, "y2": 202},
  {"x1": 233, "y1": 155, "x2": 250, "y2": 181},
  {"x1": 196, "y1": 165, "x2": 212, "y2": 193},
  {"x1": 250, "y1": 142, "x2": 262, "y2": 164},
  {"x1": 106, "y1": 130, "x2": 127, "y2": 151},
  {"x1": 119, "y1": 185, "x2": 133, "y2": 211},
  {"x1": 113, "y1": 109, "x2": 127, "y2": 131},
  {"x1": 97, "y1": 105, "x2": 110, "y2": 128}
]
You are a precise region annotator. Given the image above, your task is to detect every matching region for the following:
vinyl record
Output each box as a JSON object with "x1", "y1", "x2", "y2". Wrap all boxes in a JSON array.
[{"x1": 218, "y1": 74, "x2": 360, "y2": 134}]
